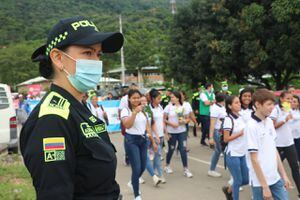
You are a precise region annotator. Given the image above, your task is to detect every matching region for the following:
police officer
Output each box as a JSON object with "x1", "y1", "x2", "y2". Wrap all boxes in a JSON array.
[
  {"x1": 220, "y1": 80, "x2": 232, "y2": 96},
  {"x1": 20, "y1": 16, "x2": 124, "y2": 200},
  {"x1": 160, "y1": 88, "x2": 172, "y2": 109}
]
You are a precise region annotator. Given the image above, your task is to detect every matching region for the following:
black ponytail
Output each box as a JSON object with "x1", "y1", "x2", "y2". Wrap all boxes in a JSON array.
[{"x1": 38, "y1": 56, "x2": 54, "y2": 79}]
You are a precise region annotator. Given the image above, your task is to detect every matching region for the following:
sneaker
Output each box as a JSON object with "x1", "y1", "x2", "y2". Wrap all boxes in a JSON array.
[
  {"x1": 134, "y1": 195, "x2": 142, "y2": 200},
  {"x1": 201, "y1": 142, "x2": 209, "y2": 147},
  {"x1": 239, "y1": 186, "x2": 243, "y2": 191},
  {"x1": 139, "y1": 177, "x2": 145, "y2": 184},
  {"x1": 184, "y1": 169, "x2": 193, "y2": 178},
  {"x1": 164, "y1": 166, "x2": 173, "y2": 174},
  {"x1": 160, "y1": 176, "x2": 166, "y2": 183},
  {"x1": 220, "y1": 153, "x2": 224, "y2": 157},
  {"x1": 207, "y1": 170, "x2": 222, "y2": 178},
  {"x1": 160, "y1": 156, "x2": 164, "y2": 161},
  {"x1": 127, "y1": 181, "x2": 141, "y2": 195},
  {"x1": 228, "y1": 177, "x2": 233, "y2": 185},
  {"x1": 222, "y1": 186, "x2": 233, "y2": 200},
  {"x1": 152, "y1": 175, "x2": 162, "y2": 186}
]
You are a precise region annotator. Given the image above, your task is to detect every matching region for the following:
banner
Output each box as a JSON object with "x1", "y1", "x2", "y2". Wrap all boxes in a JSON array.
[
  {"x1": 26, "y1": 99, "x2": 121, "y2": 133},
  {"x1": 27, "y1": 84, "x2": 42, "y2": 96},
  {"x1": 27, "y1": 99, "x2": 40, "y2": 113},
  {"x1": 98, "y1": 100, "x2": 121, "y2": 133}
]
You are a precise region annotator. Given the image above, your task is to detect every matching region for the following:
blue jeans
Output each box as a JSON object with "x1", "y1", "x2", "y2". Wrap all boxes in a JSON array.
[
  {"x1": 210, "y1": 129, "x2": 221, "y2": 171},
  {"x1": 252, "y1": 179, "x2": 289, "y2": 200},
  {"x1": 146, "y1": 137, "x2": 163, "y2": 177},
  {"x1": 166, "y1": 132, "x2": 188, "y2": 167},
  {"x1": 226, "y1": 153, "x2": 249, "y2": 200},
  {"x1": 125, "y1": 134, "x2": 147, "y2": 197}
]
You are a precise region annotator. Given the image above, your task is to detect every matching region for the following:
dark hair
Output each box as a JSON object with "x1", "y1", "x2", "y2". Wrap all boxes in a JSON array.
[
  {"x1": 149, "y1": 89, "x2": 161, "y2": 100},
  {"x1": 252, "y1": 89, "x2": 275, "y2": 108},
  {"x1": 38, "y1": 46, "x2": 68, "y2": 79},
  {"x1": 127, "y1": 89, "x2": 142, "y2": 111},
  {"x1": 205, "y1": 83, "x2": 212, "y2": 89},
  {"x1": 225, "y1": 95, "x2": 239, "y2": 114},
  {"x1": 172, "y1": 90, "x2": 183, "y2": 105},
  {"x1": 279, "y1": 91, "x2": 292, "y2": 108},
  {"x1": 239, "y1": 87, "x2": 254, "y2": 110},
  {"x1": 292, "y1": 95, "x2": 300, "y2": 111},
  {"x1": 215, "y1": 93, "x2": 226, "y2": 103},
  {"x1": 180, "y1": 90, "x2": 188, "y2": 101}
]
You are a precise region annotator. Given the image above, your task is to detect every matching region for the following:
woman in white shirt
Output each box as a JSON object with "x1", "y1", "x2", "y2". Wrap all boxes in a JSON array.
[
  {"x1": 121, "y1": 89, "x2": 157, "y2": 200},
  {"x1": 222, "y1": 95, "x2": 249, "y2": 200},
  {"x1": 291, "y1": 95, "x2": 300, "y2": 162},
  {"x1": 89, "y1": 95, "x2": 108, "y2": 124},
  {"x1": 239, "y1": 88, "x2": 254, "y2": 123},
  {"x1": 208, "y1": 93, "x2": 227, "y2": 178},
  {"x1": 145, "y1": 89, "x2": 166, "y2": 184},
  {"x1": 271, "y1": 91, "x2": 300, "y2": 197},
  {"x1": 164, "y1": 91, "x2": 193, "y2": 178}
]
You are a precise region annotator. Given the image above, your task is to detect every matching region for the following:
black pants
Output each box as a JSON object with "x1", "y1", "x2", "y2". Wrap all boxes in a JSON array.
[
  {"x1": 199, "y1": 115, "x2": 210, "y2": 144},
  {"x1": 277, "y1": 144, "x2": 300, "y2": 194},
  {"x1": 294, "y1": 138, "x2": 300, "y2": 162}
]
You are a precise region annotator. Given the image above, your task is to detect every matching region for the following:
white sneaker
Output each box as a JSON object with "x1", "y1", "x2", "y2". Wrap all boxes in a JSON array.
[
  {"x1": 153, "y1": 175, "x2": 162, "y2": 186},
  {"x1": 184, "y1": 169, "x2": 193, "y2": 178},
  {"x1": 139, "y1": 177, "x2": 145, "y2": 184},
  {"x1": 164, "y1": 166, "x2": 173, "y2": 174},
  {"x1": 127, "y1": 181, "x2": 141, "y2": 195},
  {"x1": 160, "y1": 176, "x2": 166, "y2": 183},
  {"x1": 134, "y1": 195, "x2": 142, "y2": 200},
  {"x1": 207, "y1": 170, "x2": 222, "y2": 178},
  {"x1": 239, "y1": 187, "x2": 243, "y2": 191}
]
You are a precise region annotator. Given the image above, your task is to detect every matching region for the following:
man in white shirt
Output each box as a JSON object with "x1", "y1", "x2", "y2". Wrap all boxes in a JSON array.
[{"x1": 245, "y1": 89, "x2": 290, "y2": 200}]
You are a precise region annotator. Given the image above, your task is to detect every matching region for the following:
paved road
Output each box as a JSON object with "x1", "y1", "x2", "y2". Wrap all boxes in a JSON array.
[{"x1": 110, "y1": 131, "x2": 298, "y2": 200}]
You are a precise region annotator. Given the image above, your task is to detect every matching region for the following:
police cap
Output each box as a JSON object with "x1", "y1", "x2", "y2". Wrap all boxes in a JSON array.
[{"x1": 32, "y1": 16, "x2": 124, "y2": 61}]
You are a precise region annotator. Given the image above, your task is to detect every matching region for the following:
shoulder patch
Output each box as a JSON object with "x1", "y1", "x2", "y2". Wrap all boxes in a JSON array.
[
  {"x1": 39, "y1": 92, "x2": 70, "y2": 120},
  {"x1": 43, "y1": 137, "x2": 66, "y2": 162}
]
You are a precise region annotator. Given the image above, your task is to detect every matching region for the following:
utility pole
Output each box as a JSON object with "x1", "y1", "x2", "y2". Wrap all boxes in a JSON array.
[
  {"x1": 170, "y1": 0, "x2": 176, "y2": 14},
  {"x1": 170, "y1": 1, "x2": 176, "y2": 87},
  {"x1": 119, "y1": 15, "x2": 125, "y2": 86}
]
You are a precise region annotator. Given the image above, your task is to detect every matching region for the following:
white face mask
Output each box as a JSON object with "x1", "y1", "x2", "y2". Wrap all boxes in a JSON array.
[{"x1": 222, "y1": 86, "x2": 228, "y2": 91}]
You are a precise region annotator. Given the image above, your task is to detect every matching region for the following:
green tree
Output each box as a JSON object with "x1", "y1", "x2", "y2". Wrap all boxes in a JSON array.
[
  {"x1": 166, "y1": 0, "x2": 300, "y2": 90},
  {"x1": 0, "y1": 41, "x2": 41, "y2": 86}
]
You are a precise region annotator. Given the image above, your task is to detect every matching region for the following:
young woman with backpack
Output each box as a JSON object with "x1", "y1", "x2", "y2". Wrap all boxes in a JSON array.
[{"x1": 222, "y1": 95, "x2": 249, "y2": 200}]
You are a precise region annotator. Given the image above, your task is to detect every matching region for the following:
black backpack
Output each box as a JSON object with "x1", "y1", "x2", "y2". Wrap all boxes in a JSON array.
[{"x1": 220, "y1": 115, "x2": 234, "y2": 152}]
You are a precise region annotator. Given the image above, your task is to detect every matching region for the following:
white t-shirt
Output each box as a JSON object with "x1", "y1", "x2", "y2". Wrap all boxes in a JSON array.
[
  {"x1": 183, "y1": 101, "x2": 193, "y2": 114},
  {"x1": 200, "y1": 92, "x2": 215, "y2": 102},
  {"x1": 150, "y1": 104, "x2": 164, "y2": 137},
  {"x1": 239, "y1": 108, "x2": 253, "y2": 123},
  {"x1": 88, "y1": 103, "x2": 106, "y2": 123},
  {"x1": 121, "y1": 108, "x2": 147, "y2": 135},
  {"x1": 245, "y1": 114, "x2": 281, "y2": 187},
  {"x1": 270, "y1": 105, "x2": 294, "y2": 147},
  {"x1": 291, "y1": 109, "x2": 300, "y2": 139},
  {"x1": 119, "y1": 95, "x2": 128, "y2": 110},
  {"x1": 223, "y1": 113, "x2": 246, "y2": 156},
  {"x1": 210, "y1": 103, "x2": 226, "y2": 130},
  {"x1": 164, "y1": 104, "x2": 189, "y2": 134}
]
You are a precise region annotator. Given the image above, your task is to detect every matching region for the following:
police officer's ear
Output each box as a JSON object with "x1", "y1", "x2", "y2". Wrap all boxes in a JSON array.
[{"x1": 49, "y1": 48, "x2": 64, "y2": 71}]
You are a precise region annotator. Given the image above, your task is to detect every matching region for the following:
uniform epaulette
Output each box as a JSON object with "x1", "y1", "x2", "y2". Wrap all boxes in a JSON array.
[{"x1": 39, "y1": 91, "x2": 70, "y2": 120}]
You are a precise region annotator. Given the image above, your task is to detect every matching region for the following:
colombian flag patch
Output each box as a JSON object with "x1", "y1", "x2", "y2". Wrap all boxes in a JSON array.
[{"x1": 43, "y1": 137, "x2": 66, "y2": 151}]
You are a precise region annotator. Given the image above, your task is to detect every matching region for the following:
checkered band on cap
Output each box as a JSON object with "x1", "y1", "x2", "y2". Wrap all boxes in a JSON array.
[{"x1": 45, "y1": 31, "x2": 68, "y2": 55}]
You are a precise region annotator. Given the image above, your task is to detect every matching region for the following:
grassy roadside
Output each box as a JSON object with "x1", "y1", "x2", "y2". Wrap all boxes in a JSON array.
[{"x1": 0, "y1": 153, "x2": 35, "y2": 200}]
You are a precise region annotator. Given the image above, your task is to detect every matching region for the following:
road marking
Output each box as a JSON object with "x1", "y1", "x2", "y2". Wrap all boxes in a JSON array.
[{"x1": 188, "y1": 155, "x2": 225, "y2": 169}]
